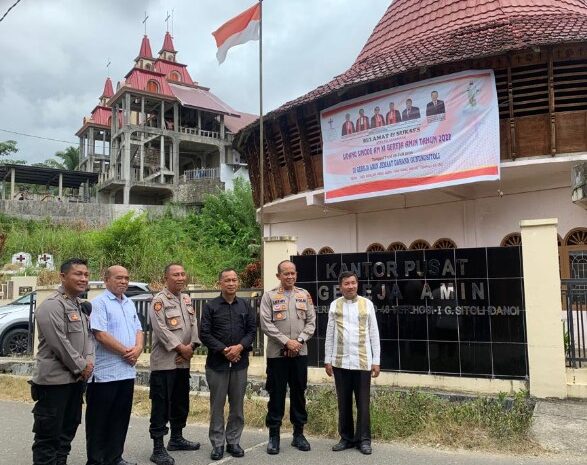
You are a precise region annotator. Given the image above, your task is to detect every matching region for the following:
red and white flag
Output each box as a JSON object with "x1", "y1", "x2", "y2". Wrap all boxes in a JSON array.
[{"x1": 212, "y1": 3, "x2": 261, "y2": 64}]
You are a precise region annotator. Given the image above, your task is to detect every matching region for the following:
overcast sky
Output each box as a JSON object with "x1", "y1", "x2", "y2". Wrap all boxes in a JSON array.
[{"x1": 0, "y1": 0, "x2": 389, "y2": 164}]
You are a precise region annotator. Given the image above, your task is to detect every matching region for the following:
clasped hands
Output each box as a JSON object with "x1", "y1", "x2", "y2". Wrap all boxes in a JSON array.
[
  {"x1": 174, "y1": 343, "x2": 195, "y2": 365},
  {"x1": 123, "y1": 345, "x2": 143, "y2": 366},
  {"x1": 223, "y1": 344, "x2": 244, "y2": 363},
  {"x1": 284, "y1": 339, "x2": 302, "y2": 357}
]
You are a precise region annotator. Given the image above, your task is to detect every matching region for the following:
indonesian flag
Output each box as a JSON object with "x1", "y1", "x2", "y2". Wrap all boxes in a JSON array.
[{"x1": 212, "y1": 3, "x2": 261, "y2": 64}]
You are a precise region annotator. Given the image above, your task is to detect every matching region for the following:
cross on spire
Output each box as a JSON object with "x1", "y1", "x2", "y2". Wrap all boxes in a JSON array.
[
  {"x1": 142, "y1": 11, "x2": 149, "y2": 35},
  {"x1": 165, "y1": 10, "x2": 171, "y2": 32},
  {"x1": 106, "y1": 57, "x2": 111, "y2": 77}
]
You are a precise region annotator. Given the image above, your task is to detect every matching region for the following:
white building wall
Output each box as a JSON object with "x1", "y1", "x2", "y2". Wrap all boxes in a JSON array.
[{"x1": 267, "y1": 187, "x2": 587, "y2": 253}]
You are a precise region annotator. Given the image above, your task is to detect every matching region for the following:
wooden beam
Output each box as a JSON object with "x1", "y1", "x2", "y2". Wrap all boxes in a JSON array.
[
  {"x1": 245, "y1": 143, "x2": 260, "y2": 206},
  {"x1": 507, "y1": 59, "x2": 517, "y2": 160},
  {"x1": 264, "y1": 122, "x2": 284, "y2": 199},
  {"x1": 295, "y1": 108, "x2": 317, "y2": 190},
  {"x1": 547, "y1": 47, "x2": 556, "y2": 156},
  {"x1": 253, "y1": 131, "x2": 272, "y2": 204},
  {"x1": 277, "y1": 117, "x2": 298, "y2": 194}
]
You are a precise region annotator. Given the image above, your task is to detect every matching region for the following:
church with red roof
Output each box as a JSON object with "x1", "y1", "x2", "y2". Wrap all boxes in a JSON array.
[{"x1": 77, "y1": 31, "x2": 256, "y2": 206}]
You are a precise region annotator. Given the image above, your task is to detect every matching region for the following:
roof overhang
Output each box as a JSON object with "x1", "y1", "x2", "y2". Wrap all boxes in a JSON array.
[
  {"x1": 0, "y1": 164, "x2": 99, "y2": 188},
  {"x1": 108, "y1": 86, "x2": 178, "y2": 107},
  {"x1": 168, "y1": 83, "x2": 240, "y2": 117}
]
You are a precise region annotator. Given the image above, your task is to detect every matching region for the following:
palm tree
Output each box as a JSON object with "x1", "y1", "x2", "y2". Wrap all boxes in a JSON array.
[{"x1": 42, "y1": 146, "x2": 80, "y2": 170}]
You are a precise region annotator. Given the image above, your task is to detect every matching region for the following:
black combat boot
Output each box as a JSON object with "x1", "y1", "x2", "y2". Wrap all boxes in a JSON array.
[
  {"x1": 167, "y1": 428, "x2": 200, "y2": 451},
  {"x1": 266, "y1": 428, "x2": 280, "y2": 455},
  {"x1": 291, "y1": 425, "x2": 311, "y2": 451},
  {"x1": 150, "y1": 437, "x2": 175, "y2": 465}
]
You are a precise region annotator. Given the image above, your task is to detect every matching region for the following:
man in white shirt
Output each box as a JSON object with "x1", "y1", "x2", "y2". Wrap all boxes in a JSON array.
[{"x1": 324, "y1": 271, "x2": 380, "y2": 455}]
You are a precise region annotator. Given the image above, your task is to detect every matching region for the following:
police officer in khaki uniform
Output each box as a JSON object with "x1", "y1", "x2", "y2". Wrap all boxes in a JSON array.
[
  {"x1": 260, "y1": 260, "x2": 316, "y2": 455},
  {"x1": 148, "y1": 263, "x2": 201, "y2": 465},
  {"x1": 31, "y1": 258, "x2": 94, "y2": 465}
]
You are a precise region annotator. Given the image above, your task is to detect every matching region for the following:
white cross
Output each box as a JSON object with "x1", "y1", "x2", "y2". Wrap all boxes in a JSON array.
[{"x1": 142, "y1": 11, "x2": 149, "y2": 35}]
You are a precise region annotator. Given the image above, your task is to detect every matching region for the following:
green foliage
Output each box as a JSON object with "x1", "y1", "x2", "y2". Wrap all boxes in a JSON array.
[
  {"x1": 0, "y1": 140, "x2": 27, "y2": 165},
  {"x1": 41, "y1": 146, "x2": 80, "y2": 170},
  {"x1": 306, "y1": 387, "x2": 535, "y2": 451},
  {"x1": 0, "y1": 180, "x2": 261, "y2": 287},
  {"x1": 0, "y1": 140, "x2": 18, "y2": 157}
]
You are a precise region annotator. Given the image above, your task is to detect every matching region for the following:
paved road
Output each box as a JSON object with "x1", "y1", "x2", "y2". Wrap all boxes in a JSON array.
[{"x1": 3, "y1": 400, "x2": 585, "y2": 465}]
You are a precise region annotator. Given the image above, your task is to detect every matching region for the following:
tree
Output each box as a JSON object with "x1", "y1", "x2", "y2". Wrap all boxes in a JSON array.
[
  {"x1": 0, "y1": 140, "x2": 27, "y2": 165},
  {"x1": 0, "y1": 140, "x2": 18, "y2": 157},
  {"x1": 42, "y1": 146, "x2": 80, "y2": 170}
]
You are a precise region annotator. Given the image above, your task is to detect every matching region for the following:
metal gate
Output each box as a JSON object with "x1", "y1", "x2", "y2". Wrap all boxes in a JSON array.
[
  {"x1": 26, "y1": 290, "x2": 264, "y2": 357},
  {"x1": 562, "y1": 279, "x2": 587, "y2": 368}
]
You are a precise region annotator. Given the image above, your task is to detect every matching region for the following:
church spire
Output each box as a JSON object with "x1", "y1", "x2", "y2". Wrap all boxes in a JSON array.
[
  {"x1": 99, "y1": 77, "x2": 114, "y2": 106},
  {"x1": 135, "y1": 35, "x2": 155, "y2": 70},
  {"x1": 137, "y1": 35, "x2": 153, "y2": 59},
  {"x1": 159, "y1": 31, "x2": 177, "y2": 61}
]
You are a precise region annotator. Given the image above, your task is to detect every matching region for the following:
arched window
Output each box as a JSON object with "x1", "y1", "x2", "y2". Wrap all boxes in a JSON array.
[
  {"x1": 318, "y1": 246, "x2": 335, "y2": 255},
  {"x1": 144, "y1": 62, "x2": 152, "y2": 70},
  {"x1": 561, "y1": 228, "x2": 587, "y2": 280},
  {"x1": 433, "y1": 238, "x2": 457, "y2": 249},
  {"x1": 366, "y1": 243, "x2": 385, "y2": 252},
  {"x1": 301, "y1": 248, "x2": 316, "y2": 256},
  {"x1": 147, "y1": 80, "x2": 159, "y2": 93},
  {"x1": 170, "y1": 71, "x2": 182, "y2": 82},
  {"x1": 565, "y1": 228, "x2": 587, "y2": 246},
  {"x1": 500, "y1": 233, "x2": 522, "y2": 247},
  {"x1": 387, "y1": 242, "x2": 407, "y2": 252},
  {"x1": 409, "y1": 239, "x2": 431, "y2": 250}
]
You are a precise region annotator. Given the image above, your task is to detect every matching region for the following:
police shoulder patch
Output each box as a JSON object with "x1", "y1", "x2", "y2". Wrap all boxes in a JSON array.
[{"x1": 153, "y1": 299, "x2": 163, "y2": 312}]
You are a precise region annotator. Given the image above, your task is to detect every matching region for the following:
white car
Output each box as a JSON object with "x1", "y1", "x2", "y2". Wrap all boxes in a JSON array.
[{"x1": 0, "y1": 282, "x2": 152, "y2": 356}]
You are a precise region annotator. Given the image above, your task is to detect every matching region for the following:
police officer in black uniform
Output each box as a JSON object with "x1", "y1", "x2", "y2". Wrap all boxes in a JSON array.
[{"x1": 30, "y1": 258, "x2": 94, "y2": 465}]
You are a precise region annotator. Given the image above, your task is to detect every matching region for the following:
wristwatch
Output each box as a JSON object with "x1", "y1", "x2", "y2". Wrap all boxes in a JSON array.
[{"x1": 297, "y1": 337, "x2": 304, "y2": 344}]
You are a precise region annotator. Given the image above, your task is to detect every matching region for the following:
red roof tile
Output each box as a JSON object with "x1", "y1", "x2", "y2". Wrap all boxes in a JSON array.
[
  {"x1": 125, "y1": 68, "x2": 174, "y2": 96},
  {"x1": 168, "y1": 83, "x2": 240, "y2": 116},
  {"x1": 137, "y1": 35, "x2": 153, "y2": 59},
  {"x1": 254, "y1": 0, "x2": 587, "y2": 125},
  {"x1": 155, "y1": 59, "x2": 194, "y2": 85},
  {"x1": 101, "y1": 77, "x2": 114, "y2": 99},
  {"x1": 160, "y1": 32, "x2": 176, "y2": 53},
  {"x1": 224, "y1": 112, "x2": 258, "y2": 133},
  {"x1": 90, "y1": 106, "x2": 112, "y2": 127}
]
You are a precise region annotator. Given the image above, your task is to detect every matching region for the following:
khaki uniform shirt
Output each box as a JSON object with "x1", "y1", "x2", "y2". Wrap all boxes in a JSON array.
[
  {"x1": 260, "y1": 286, "x2": 316, "y2": 358},
  {"x1": 149, "y1": 288, "x2": 201, "y2": 371},
  {"x1": 32, "y1": 285, "x2": 94, "y2": 385}
]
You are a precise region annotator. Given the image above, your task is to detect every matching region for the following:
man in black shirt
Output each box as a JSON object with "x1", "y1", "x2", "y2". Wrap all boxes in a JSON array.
[{"x1": 200, "y1": 269, "x2": 256, "y2": 461}]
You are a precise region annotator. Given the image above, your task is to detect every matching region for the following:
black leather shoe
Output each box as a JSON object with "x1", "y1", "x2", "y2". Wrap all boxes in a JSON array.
[
  {"x1": 113, "y1": 459, "x2": 137, "y2": 465},
  {"x1": 291, "y1": 434, "x2": 311, "y2": 451},
  {"x1": 210, "y1": 446, "x2": 224, "y2": 460},
  {"x1": 358, "y1": 441, "x2": 372, "y2": 455},
  {"x1": 266, "y1": 434, "x2": 280, "y2": 455},
  {"x1": 167, "y1": 436, "x2": 200, "y2": 451},
  {"x1": 332, "y1": 439, "x2": 355, "y2": 451},
  {"x1": 226, "y1": 443, "x2": 245, "y2": 457}
]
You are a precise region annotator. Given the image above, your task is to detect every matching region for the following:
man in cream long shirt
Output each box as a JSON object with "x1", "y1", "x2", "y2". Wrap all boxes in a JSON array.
[{"x1": 324, "y1": 271, "x2": 380, "y2": 455}]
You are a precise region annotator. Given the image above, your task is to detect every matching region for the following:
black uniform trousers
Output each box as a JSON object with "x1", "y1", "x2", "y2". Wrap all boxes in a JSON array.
[
  {"x1": 31, "y1": 381, "x2": 84, "y2": 465},
  {"x1": 265, "y1": 355, "x2": 308, "y2": 429},
  {"x1": 149, "y1": 368, "x2": 190, "y2": 439},
  {"x1": 332, "y1": 367, "x2": 371, "y2": 444},
  {"x1": 85, "y1": 378, "x2": 134, "y2": 465}
]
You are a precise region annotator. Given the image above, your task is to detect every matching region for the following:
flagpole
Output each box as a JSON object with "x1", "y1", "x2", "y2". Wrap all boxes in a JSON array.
[{"x1": 258, "y1": 0, "x2": 265, "y2": 286}]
